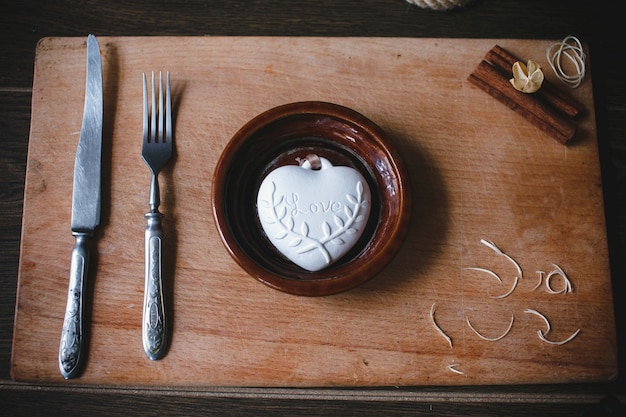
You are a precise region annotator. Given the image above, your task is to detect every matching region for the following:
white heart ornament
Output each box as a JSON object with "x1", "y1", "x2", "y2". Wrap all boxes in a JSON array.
[{"x1": 257, "y1": 157, "x2": 371, "y2": 272}]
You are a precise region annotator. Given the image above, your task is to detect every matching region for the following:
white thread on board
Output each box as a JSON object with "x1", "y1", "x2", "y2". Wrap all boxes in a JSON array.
[{"x1": 546, "y1": 35, "x2": 586, "y2": 88}]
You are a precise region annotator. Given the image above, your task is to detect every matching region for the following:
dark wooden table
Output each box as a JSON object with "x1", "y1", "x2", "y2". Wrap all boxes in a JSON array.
[{"x1": 1, "y1": 1, "x2": 624, "y2": 415}]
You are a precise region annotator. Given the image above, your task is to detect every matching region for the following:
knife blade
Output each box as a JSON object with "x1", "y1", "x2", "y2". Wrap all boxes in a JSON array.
[{"x1": 59, "y1": 34, "x2": 103, "y2": 379}]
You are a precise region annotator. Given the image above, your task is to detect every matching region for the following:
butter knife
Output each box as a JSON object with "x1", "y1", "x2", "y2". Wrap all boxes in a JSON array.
[{"x1": 59, "y1": 34, "x2": 103, "y2": 379}]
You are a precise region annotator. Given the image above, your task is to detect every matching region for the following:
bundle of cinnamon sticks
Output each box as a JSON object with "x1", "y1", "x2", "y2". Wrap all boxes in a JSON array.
[{"x1": 468, "y1": 45, "x2": 584, "y2": 145}]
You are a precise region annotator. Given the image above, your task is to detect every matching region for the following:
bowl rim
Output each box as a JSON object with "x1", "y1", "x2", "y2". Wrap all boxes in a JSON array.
[{"x1": 212, "y1": 101, "x2": 411, "y2": 296}]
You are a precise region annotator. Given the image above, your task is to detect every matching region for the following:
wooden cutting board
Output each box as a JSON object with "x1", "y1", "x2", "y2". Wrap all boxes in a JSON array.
[{"x1": 12, "y1": 37, "x2": 617, "y2": 386}]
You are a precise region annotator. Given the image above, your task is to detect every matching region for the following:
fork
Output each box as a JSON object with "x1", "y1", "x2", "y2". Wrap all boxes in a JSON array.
[{"x1": 141, "y1": 71, "x2": 172, "y2": 360}]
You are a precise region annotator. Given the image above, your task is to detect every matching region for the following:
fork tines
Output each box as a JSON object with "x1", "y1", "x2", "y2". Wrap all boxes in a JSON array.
[{"x1": 142, "y1": 71, "x2": 172, "y2": 145}]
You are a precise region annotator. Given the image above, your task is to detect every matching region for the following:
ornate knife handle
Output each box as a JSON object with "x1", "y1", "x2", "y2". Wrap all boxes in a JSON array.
[
  {"x1": 59, "y1": 233, "x2": 89, "y2": 379},
  {"x1": 143, "y1": 211, "x2": 167, "y2": 360}
]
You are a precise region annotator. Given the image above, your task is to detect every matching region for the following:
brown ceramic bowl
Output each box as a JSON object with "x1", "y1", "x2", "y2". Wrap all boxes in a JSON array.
[{"x1": 212, "y1": 101, "x2": 411, "y2": 296}]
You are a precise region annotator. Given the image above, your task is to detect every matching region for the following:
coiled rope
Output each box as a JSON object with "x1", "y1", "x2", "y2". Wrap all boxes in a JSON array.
[{"x1": 405, "y1": 0, "x2": 473, "y2": 11}]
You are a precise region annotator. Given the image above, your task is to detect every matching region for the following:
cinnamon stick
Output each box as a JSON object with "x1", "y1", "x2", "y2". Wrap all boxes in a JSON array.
[
  {"x1": 486, "y1": 45, "x2": 584, "y2": 118},
  {"x1": 468, "y1": 60, "x2": 576, "y2": 145}
]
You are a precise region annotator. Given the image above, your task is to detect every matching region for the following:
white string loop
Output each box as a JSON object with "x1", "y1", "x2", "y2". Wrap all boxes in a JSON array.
[{"x1": 546, "y1": 35, "x2": 586, "y2": 88}]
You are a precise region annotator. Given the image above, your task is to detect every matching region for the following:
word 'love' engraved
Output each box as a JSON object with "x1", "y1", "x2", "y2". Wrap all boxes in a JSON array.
[{"x1": 286, "y1": 194, "x2": 345, "y2": 216}]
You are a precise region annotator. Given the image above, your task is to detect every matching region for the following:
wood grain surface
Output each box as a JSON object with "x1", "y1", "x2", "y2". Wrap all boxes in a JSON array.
[{"x1": 11, "y1": 36, "x2": 617, "y2": 387}]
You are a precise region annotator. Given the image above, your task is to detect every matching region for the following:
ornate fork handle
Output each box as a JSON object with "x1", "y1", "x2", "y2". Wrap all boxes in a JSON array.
[{"x1": 143, "y1": 209, "x2": 167, "y2": 360}]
